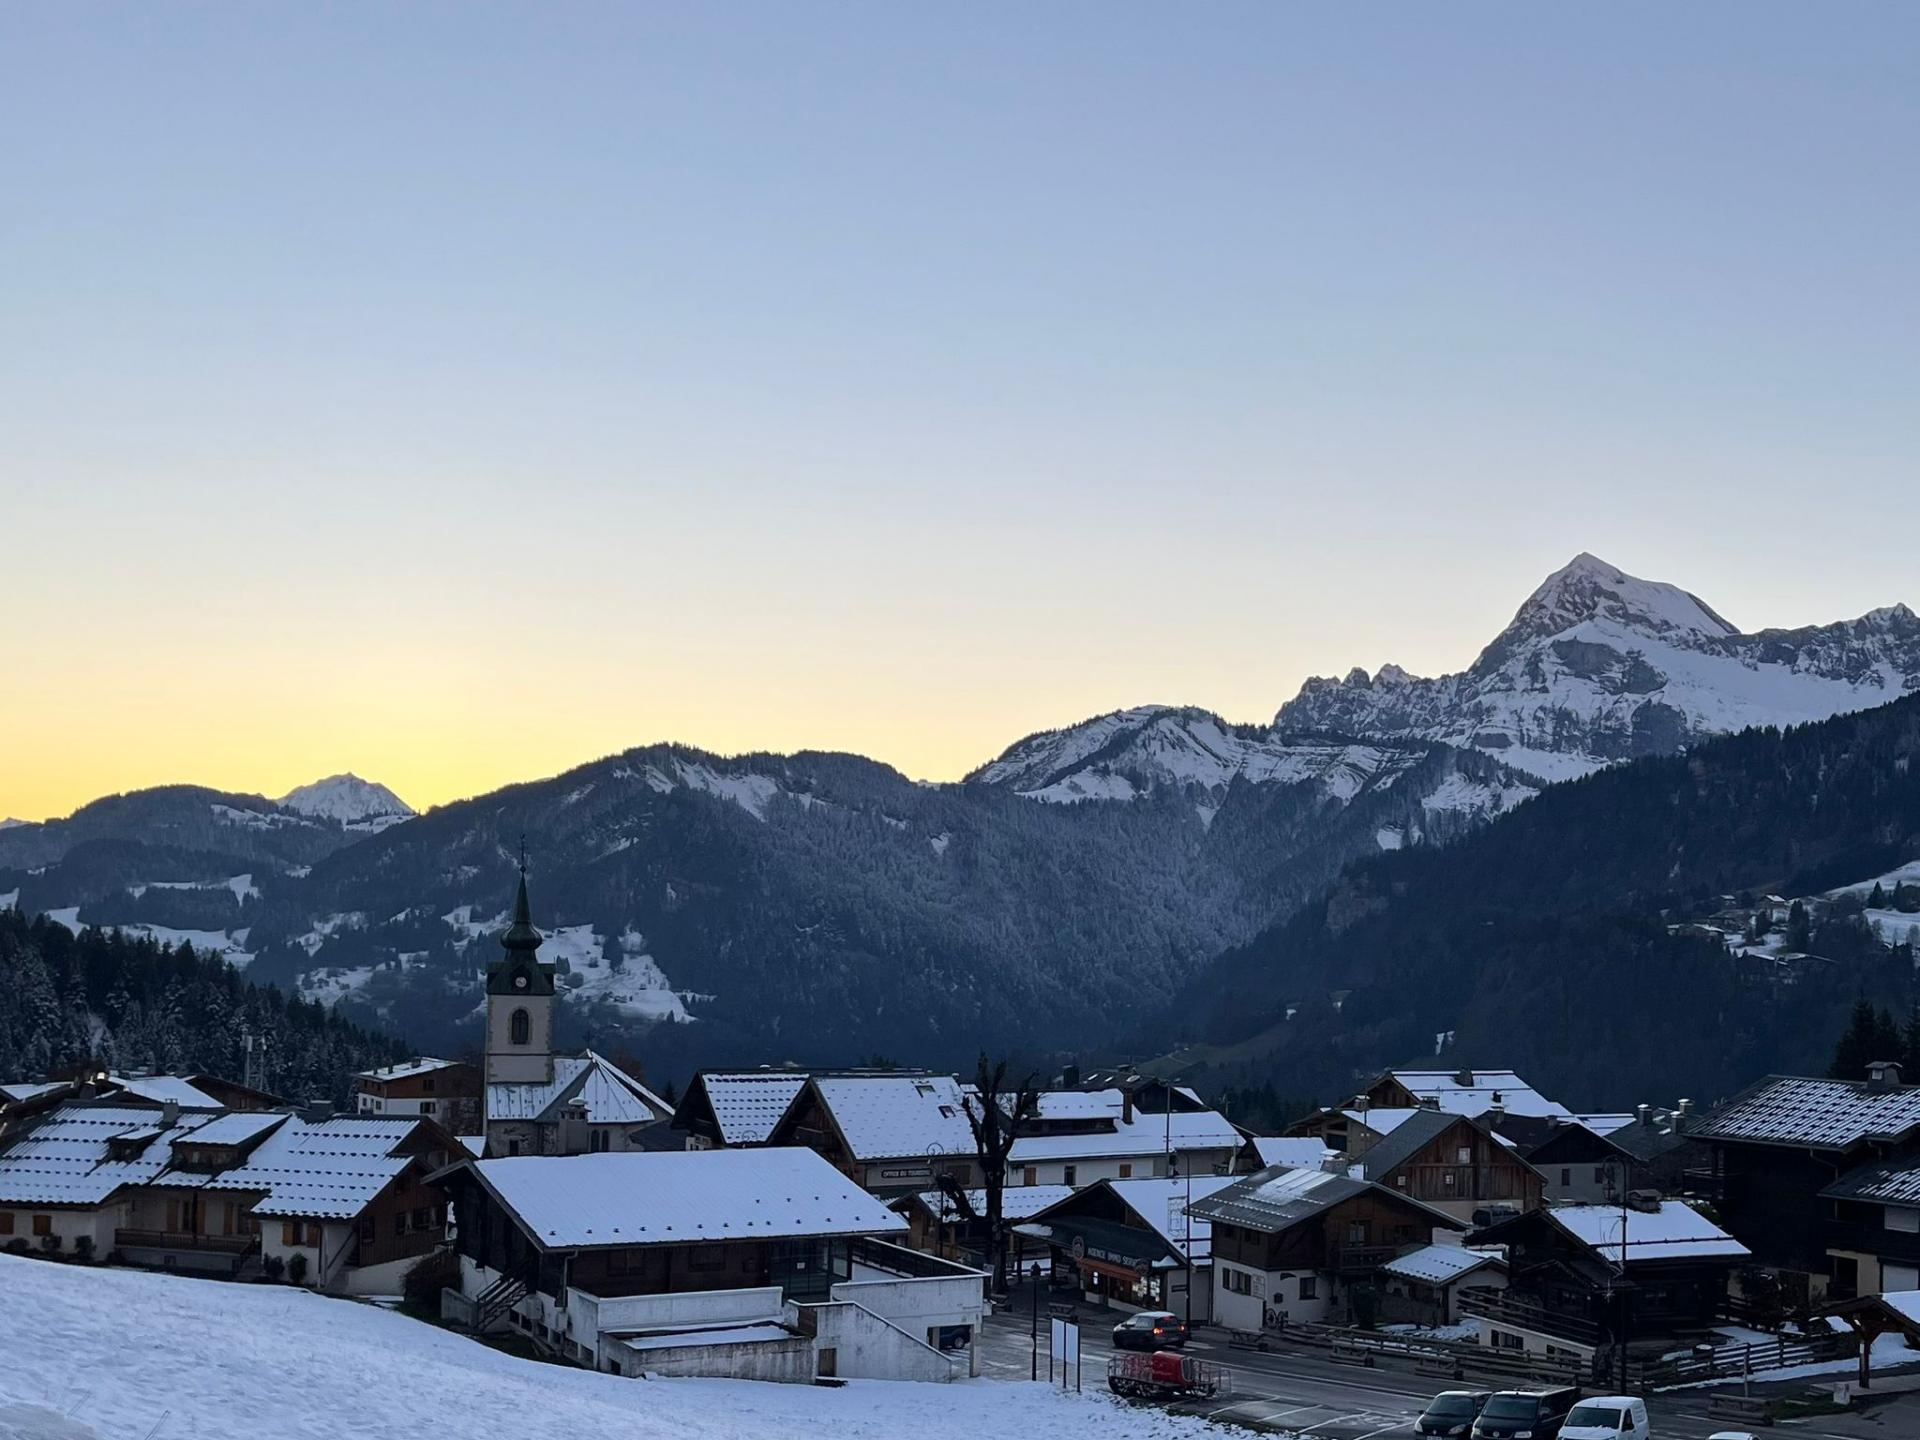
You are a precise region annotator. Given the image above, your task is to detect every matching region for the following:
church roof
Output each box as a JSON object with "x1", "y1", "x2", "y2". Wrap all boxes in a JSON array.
[{"x1": 486, "y1": 1051, "x2": 670, "y2": 1127}]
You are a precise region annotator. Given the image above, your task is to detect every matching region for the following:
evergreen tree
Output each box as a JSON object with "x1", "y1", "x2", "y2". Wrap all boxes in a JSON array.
[
  {"x1": 1826, "y1": 999, "x2": 1877, "y2": 1081},
  {"x1": 1786, "y1": 900, "x2": 1812, "y2": 952}
]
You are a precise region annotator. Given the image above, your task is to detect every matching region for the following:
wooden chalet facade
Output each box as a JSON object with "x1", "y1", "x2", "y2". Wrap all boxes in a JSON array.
[{"x1": 1348, "y1": 1108, "x2": 1543, "y2": 1221}]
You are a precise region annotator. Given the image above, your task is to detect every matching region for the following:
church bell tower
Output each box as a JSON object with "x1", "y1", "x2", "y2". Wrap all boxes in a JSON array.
[{"x1": 484, "y1": 859, "x2": 555, "y2": 1087}]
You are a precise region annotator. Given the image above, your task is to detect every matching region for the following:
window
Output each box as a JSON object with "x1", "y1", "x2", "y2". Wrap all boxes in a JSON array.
[
  {"x1": 1887, "y1": 1206, "x2": 1920, "y2": 1234},
  {"x1": 510, "y1": 1008, "x2": 531, "y2": 1045},
  {"x1": 0, "y1": 1213, "x2": 11, "y2": 1236},
  {"x1": 395, "y1": 1212, "x2": 407, "y2": 1237},
  {"x1": 689, "y1": 1244, "x2": 726, "y2": 1272},
  {"x1": 508, "y1": 1139, "x2": 522, "y2": 1157},
  {"x1": 307, "y1": 1222, "x2": 323, "y2": 1246},
  {"x1": 1560, "y1": 1167, "x2": 1571, "y2": 1186},
  {"x1": 1063, "y1": 1165, "x2": 1077, "y2": 1186},
  {"x1": 359, "y1": 1217, "x2": 375, "y2": 1245},
  {"x1": 419, "y1": 1100, "x2": 436, "y2": 1115},
  {"x1": 1347, "y1": 1221, "x2": 1366, "y2": 1243},
  {"x1": 1297, "y1": 1275, "x2": 1317, "y2": 1299},
  {"x1": 1456, "y1": 1147, "x2": 1472, "y2": 1165},
  {"x1": 32, "y1": 1214, "x2": 53, "y2": 1238},
  {"x1": 1023, "y1": 1167, "x2": 1037, "y2": 1186},
  {"x1": 1118, "y1": 1163, "x2": 1132, "y2": 1179},
  {"x1": 1593, "y1": 1166, "x2": 1608, "y2": 1184},
  {"x1": 423, "y1": 1077, "x2": 436, "y2": 1093},
  {"x1": 282, "y1": 1221, "x2": 300, "y2": 1247},
  {"x1": 590, "y1": 1130, "x2": 610, "y2": 1153}
]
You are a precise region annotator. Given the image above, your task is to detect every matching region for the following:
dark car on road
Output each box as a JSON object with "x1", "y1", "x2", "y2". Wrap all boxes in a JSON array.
[
  {"x1": 1111, "y1": 1311, "x2": 1189, "y2": 1349},
  {"x1": 1471, "y1": 1388, "x2": 1580, "y2": 1440},
  {"x1": 1418, "y1": 1390, "x2": 1492, "y2": 1437}
]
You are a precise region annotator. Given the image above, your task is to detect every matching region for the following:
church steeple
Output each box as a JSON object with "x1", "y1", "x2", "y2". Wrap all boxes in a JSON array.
[{"x1": 484, "y1": 852, "x2": 556, "y2": 1088}]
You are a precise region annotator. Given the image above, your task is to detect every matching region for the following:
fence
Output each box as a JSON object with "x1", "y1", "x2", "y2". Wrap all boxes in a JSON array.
[{"x1": 1629, "y1": 1330, "x2": 1855, "y2": 1389}]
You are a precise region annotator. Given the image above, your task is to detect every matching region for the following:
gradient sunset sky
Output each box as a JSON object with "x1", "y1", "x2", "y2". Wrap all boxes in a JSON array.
[{"x1": 4, "y1": 5, "x2": 1917, "y2": 822}]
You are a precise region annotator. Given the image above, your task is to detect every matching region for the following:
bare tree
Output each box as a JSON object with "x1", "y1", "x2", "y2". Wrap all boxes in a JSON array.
[{"x1": 963, "y1": 1052, "x2": 1040, "y2": 1297}]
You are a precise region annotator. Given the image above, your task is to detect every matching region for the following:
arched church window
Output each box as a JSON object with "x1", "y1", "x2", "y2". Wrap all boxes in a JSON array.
[{"x1": 510, "y1": 1008, "x2": 530, "y2": 1045}]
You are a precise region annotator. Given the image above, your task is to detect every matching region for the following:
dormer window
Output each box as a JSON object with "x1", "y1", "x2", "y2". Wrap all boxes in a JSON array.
[{"x1": 510, "y1": 1008, "x2": 531, "y2": 1045}]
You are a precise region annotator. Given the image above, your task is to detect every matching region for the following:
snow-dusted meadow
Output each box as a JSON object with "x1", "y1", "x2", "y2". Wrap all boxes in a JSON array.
[{"x1": 0, "y1": 1256, "x2": 1213, "y2": 1440}]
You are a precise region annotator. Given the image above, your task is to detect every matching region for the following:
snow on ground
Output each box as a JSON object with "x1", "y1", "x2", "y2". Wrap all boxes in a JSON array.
[
  {"x1": 0, "y1": 1256, "x2": 1211, "y2": 1440},
  {"x1": 1867, "y1": 909, "x2": 1920, "y2": 948},
  {"x1": 1662, "y1": 1331, "x2": 1920, "y2": 1389},
  {"x1": 555, "y1": 925, "x2": 694, "y2": 1022},
  {"x1": 293, "y1": 911, "x2": 366, "y2": 957},
  {"x1": 1830, "y1": 861, "x2": 1920, "y2": 899},
  {"x1": 43, "y1": 907, "x2": 83, "y2": 934},
  {"x1": 0, "y1": 890, "x2": 17, "y2": 910},
  {"x1": 130, "y1": 874, "x2": 259, "y2": 902},
  {"x1": 300, "y1": 965, "x2": 377, "y2": 1006},
  {"x1": 113, "y1": 924, "x2": 255, "y2": 968}
]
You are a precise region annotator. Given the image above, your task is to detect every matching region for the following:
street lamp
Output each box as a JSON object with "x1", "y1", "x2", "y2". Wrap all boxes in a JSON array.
[{"x1": 1030, "y1": 1261, "x2": 1043, "y2": 1380}]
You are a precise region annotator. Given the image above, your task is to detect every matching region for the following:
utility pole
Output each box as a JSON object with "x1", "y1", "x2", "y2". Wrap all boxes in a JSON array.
[{"x1": 1030, "y1": 1261, "x2": 1042, "y2": 1380}]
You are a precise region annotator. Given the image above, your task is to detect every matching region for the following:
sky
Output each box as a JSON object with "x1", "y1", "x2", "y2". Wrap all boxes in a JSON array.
[{"x1": 3, "y1": 5, "x2": 1916, "y2": 822}]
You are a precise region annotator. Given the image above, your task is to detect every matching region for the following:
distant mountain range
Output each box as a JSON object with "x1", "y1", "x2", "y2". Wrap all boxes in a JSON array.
[{"x1": 2, "y1": 554, "x2": 1913, "y2": 1091}]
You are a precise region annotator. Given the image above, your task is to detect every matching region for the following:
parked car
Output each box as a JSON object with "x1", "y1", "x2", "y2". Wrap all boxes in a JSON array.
[
  {"x1": 1417, "y1": 1390, "x2": 1492, "y2": 1436},
  {"x1": 1111, "y1": 1311, "x2": 1189, "y2": 1349},
  {"x1": 1471, "y1": 1388, "x2": 1581, "y2": 1440},
  {"x1": 1561, "y1": 1397, "x2": 1649, "y2": 1440}
]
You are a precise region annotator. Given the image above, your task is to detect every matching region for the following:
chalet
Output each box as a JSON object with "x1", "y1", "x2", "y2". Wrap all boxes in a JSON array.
[
  {"x1": 0, "y1": 1101, "x2": 453, "y2": 1293},
  {"x1": 1359, "y1": 1068, "x2": 1572, "y2": 1121},
  {"x1": 1524, "y1": 1105, "x2": 1704, "y2": 1204},
  {"x1": 1344, "y1": 1107, "x2": 1544, "y2": 1222},
  {"x1": 1692, "y1": 1064, "x2": 1920, "y2": 1305},
  {"x1": 357, "y1": 1057, "x2": 481, "y2": 1134},
  {"x1": 1467, "y1": 1199, "x2": 1746, "y2": 1363},
  {"x1": 1007, "y1": 1091, "x2": 1240, "y2": 1187},
  {"x1": 478, "y1": 871, "x2": 673, "y2": 1157},
  {"x1": 892, "y1": 1184, "x2": 1074, "y2": 1270},
  {"x1": 671, "y1": 1070, "x2": 810, "y2": 1149},
  {"x1": 1016, "y1": 1174, "x2": 1235, "y2": 1322},
  {"x1": 432, "y1": 1147, "x2": 988, "y2": 1384},
  {"x1": 1819, "y1": 1157, "x2": 1920, "y2": 1297},
  {"x1": 1377, "y1": 1243, "x2": 1508, "y2": 1326},
  {"x1": 1186, "y1": 1160, "x2": 1467, "y2": 1331},
  {"x1": 765, "y1": 1073, "x2": 981, "y2": 1196}
]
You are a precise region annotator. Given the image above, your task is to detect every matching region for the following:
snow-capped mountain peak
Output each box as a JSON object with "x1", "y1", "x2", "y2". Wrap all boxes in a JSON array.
[
  {"x1": 1278, "y1": 554, "x2": 1918, "y2": 783},
  {"x1": 278, "y1": 774, "x2": 416, "y2": 827}
]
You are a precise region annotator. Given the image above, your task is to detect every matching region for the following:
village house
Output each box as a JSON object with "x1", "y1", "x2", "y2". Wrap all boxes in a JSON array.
[
  {"x1": 671, "y1": 1069, "x2": 810, "y2": 1149},
  {"x1": 764, "y1": 1072, "x2": 982, "y2": 1196},
  {"x1": 356, "y1": 1057, "x2": 481, "y2": 1134},
  {"x1": 1522, "y1": 1104, "x2": 1706, "y2": 1205},
  {"x1": 1692, "y1": 1064, "x2": 1920, "y2": 1306},
  {"x1": 1186, "y1": 1159, "x2": 1468, "y2": 1331},
  {"x1": 432, "y1": 1146, "x2": 988, "y2": 1384},
  {"x1": 1007, "y1": 1089, "x2": 1241, "y2": 1187},
  {"x1": 477, "y1": 871, "x2": 673, "y2": 1158},
  {"x1": 1360, "y1": 1068, "x2": 1573, "y2": 1121},
  {"x1": 1016, "y1": 1174, "x2": 1235, "y2": 1322},
  {"x1": 1342, "y1": 1106, "x2": 1544, "y2": 1222},
  {"x1": 1376, "y1": 1243, "x2": 1508, "y2": 1327},
  {"x1": 0, "y1": 1099, "x2": 454, "y2": 1293},
  {"x1": 1466, "y1": 1197, "x2": 1748, "y2": 1364}
]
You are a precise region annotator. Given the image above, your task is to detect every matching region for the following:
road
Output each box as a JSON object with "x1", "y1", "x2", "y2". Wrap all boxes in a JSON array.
[{"x1": 973, "y1": 1280, "x2": 1920, "y2": 1439}]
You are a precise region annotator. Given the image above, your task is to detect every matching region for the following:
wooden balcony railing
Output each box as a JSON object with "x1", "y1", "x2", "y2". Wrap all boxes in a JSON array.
[{"x1": 115, "y1": 1228, "x2": 258, "y2": 1255}]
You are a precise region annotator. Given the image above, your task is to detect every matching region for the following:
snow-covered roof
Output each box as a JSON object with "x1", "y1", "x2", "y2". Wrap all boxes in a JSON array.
[
  {"x1": 1544, "y1": 1201, "x2": 1748, "y2": 1263},
  {"x1": 1386, "y1": 1070, "x2": 1571, "y2": 1119},
  {"x1": 1009, "y1": 1109, "x2": 1240, "y2": 1164},
  {"x1": 1884, "y1": 1290, "x2": 1920, "y2": 1328},
  {"x1": 1695, "y1": 1075, "x2": 1920, "y2": 1151},
  {"x1": 0, "y1": 1106, "x2": 219, "y2": 1205},
  {"x1": 486, "y1": 1051, "x2": 669, "y2": 1128},
  {"x1": 357, "y1": 1057, "x2": 464, "y2": 1083},
  {"x1": 1030, "y1": 1090, "x2": 1125, "y2": 1121},
  {"x1": 1246, "y1": 1136, "x2": 1337, "y2": 1169},
  {"x1": 691, "y1": 1072, "x2": 809, "y2": 1145},
  {"x1": 906, "y1": 1185, "x2": 1076, "y2": 1223},
  {"x1": 187, "y1": 1111, "x2": 290, "y2": 1147},
  {"x1": 1106, "y1": 1175, "x2": 1235, "y2": 1264},
  {"x1": 463, "y1": 1148, "x2": 909, "y2": 1249},
  {"x1": 1821, "y1": 1159, "x2": 1920, "y2": 1208},
  {"x1": 207, "y1": 1116, "x2": 426, "y2": 1219},
  {"x1": 812, "y1": 1075, "x2": 975, "y2": 1160},
  {"x1": 1344, "y1": 1107, "x2": 1428, "y2": 1135},
  {"x1": 0, "y1": 1081, "x2": 67, "y2": 1105},
  {"x1": 1381, "y1": 1244, "x2": 1506, "y2": 1285},
  {"x1": 1189, "y1": 1162, "x2": 1465, "y2": 1237},
  {"x1": 1576, "y1": 1114, "x2": 1637, "y2": 1136},
  {"x1": 105, "y1": 1074, "x2": 226, "y2": 1109}
]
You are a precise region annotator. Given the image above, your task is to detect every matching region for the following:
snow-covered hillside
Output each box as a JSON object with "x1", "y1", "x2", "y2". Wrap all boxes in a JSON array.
[
  {"x1": 1278, "y1": 553, "x2": 1919, "y2": 782},
  {"x1": 279, "y1": 773, "x2": 416, "y2": 828},
  {"x1": 0, "y1": 1256, "x2": 1210, "y2": 1440}
]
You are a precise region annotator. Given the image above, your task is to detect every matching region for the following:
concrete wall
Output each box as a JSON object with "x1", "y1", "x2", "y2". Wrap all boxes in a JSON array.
[
  {"x1": 339, "y1": 1252, "x2": 423, "y2": 1297},
  {"x1": 1, "y1": 1203, "x2": 123, "y2": 1257},
  {"x1": 607, "y1": 1334, "x2": 814, "y2": 1382},
  {"x1": 574, "y1": 1284, "x2": 786, "y2": 1336},
  {"x1": 1214, "y1": 1261, "x2": 1334, "y2": 1329},
  {"x1": 807, "y1": 1301, "x2": 963, "y2": 1383}
]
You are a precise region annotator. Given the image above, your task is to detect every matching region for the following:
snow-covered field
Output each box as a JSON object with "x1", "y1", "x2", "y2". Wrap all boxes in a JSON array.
[{"x1": 0, "y1": 1256, "x2": 1210, "y2": 1440}]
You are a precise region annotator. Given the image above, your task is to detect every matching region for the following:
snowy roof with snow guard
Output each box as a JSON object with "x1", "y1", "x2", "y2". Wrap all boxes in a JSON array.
[
  {"x1": 1544, "y1": 1201, "x2": 1747, "y2": 1263},
  {"x1": 1821, "y1": 1159, "x2": 1920, "y2": 1208},
  {"x1": 486, "y1": 1051, "x2": 670, "y2": 1127},
  {"x1": 1381, "y1": 1244, "x2": 1506, "y2": 1285},
  {"x1": 0, "y1": 1082, "x2": 68, "y2": 1105},
  {"x1": 810, "y1": 1074, "x2": 976, "y2": 1160},
  {"x1": 105, "y1": 1074, "x2": 226, "y2": 1109},
  {"x1": 461, "y1": 1148, "x2": 908, "y2": 1249},
  {"x1": 692, "y1": 1072, "x2": 809, "y2": 1145},
  {"x1": 1009, "y1": 1108, "x2": 1240, "y2": 1163},
  {"x1": 1246, "y1": 1136, "x2": 1337, "y2": 1169},
  {"x1": 905, "y1": 1185, "x2": 1076, "y2": 1223},
  {"x1": 357, "y1": 1057, "x2": 464, "y2": 1083},
  {"x1": 1386, "y1": 1070, "x2": 1571, "y2": 1119},
  {"x1": 1694, "y1": 1075, "x2": 1920, "y2": 1151},
  {"x1": 0, "y1": 1104, "x2": 429, "y2": 1218}
]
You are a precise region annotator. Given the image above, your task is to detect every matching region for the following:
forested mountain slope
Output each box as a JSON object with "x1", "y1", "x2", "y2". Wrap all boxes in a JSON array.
[{"x1": 1171, "y1": 693, "x2": 1920, "y2": 1109}]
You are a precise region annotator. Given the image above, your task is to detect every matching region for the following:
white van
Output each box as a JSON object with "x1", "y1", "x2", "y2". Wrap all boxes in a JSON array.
[{"x1": 1561, "y1": 1396, "x2": 1650, "y2": 1440}]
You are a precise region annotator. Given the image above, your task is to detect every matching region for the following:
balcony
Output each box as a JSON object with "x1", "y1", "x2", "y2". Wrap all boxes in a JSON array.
[
  {"x1": 115, "y1": 1229, "x2": 258, "y2": 1255},
  {"x1": 1327, "y1": 1244, "x2": 1399, "y2": 1274}
]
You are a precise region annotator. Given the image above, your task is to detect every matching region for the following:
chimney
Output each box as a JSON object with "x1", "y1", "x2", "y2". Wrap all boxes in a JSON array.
[
  {"x1": 1062, "y1": 1063, "x2": 1080, "y2": 1088},
  {"x1": 1869, "y1": 1062, "x2": 1902, "y2": 1093},
  {"x1": 1321, "y1": 1151, "x2": 1350, "y2": 1175},
  {"x1": 158, "y1": 1100, "x2": 181, "y2": 1130},
  {"x1": 1420, "y1": 1095, "x2": 1441, "y2": 1110},
  {"x1": 1453, "y1": 1068, "x2": 1473, "y2": 1088},
  {"x1": 303, "y1": 1099, "x2": 334, "y2": 1125},
  {"x1": 1636, "y1": 1104, "x2": 1651, "y2": 1126},
  {"x1": 1122, "y1": 1089, "x2": 1134, "y2": 1125},
  {"x1": 558, "y1": 1100, "x2": 590, "y2": 1155},
  {"x1": 1673, "y1": 1098, "x2": 1693, "y2": 1132}
]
